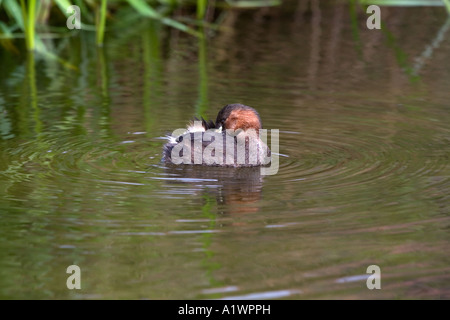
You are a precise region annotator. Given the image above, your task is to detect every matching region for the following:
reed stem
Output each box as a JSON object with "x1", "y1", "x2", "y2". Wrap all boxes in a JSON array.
[
  {"x1": 20, "y1": 0, "x2": 36, "y2": 51},
  {"x1": 443, "y1": 0, "x2": 450, "y2": 15},
  {"x1": 96, "y1": 0, "x2": 108, "y2": 46},
  {"x1": 197, "y1": 0, "x2": 207, "y2": 20}
]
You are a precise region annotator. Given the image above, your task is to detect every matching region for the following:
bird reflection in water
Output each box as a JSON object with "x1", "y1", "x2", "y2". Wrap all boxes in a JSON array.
[{"x1": 163, "y1": 165, "x2": 264, "y2": 215}]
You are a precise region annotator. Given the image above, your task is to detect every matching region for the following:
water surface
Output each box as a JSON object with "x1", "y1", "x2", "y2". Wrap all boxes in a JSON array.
[{"x1": 0, "y1": 2, "x2": 449, "y2": 299}]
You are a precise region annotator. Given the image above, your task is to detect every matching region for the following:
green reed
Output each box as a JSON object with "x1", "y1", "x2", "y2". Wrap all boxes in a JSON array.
[
  {"x1": 197, "y1": 0, "x2": 207, "y2": 20},
  {"x1": 9, "y1": 0, "x2": 449, "y2": 56},
  {"x1": 96, "y1": 0, "x2": 107, "y2": 46},
  {"x1": 19, "y1": 0, "x2": 36, "y2": 50},
  {"x1": 1, "y1": 0, "x2": 281, "y2": 52},
  {"x1": 443, "y1": 0, "x2": 450, "y2": 14}
]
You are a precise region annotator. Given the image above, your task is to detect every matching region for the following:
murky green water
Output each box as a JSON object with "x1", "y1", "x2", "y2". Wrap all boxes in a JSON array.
[{"x1": 1, "y1": 2, "x2": 449, "y2": 299}]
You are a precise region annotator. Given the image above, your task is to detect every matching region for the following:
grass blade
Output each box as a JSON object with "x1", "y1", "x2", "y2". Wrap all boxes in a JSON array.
[
  {"x1": 225, "y1": 0, "x2": 281, "y2": 8},
  {"x1": 359, "y1": 0, "x2": 444, "y2": 5},
  {"x1": 27, "y1": 0, "x2": 36, "y2": 50},
  {"x1": 127, "y1": 0, "x2": 201, "y2": 37},
  {"x1": 443, "y1": 0, "x2": 450, "y2": 14},
  {"x1": 3, "y1": 0, "x2": 25, "y2": 29},
  {"x1": 20, "y1": 0, "x2": 36, "y2": 50},
  {"x1": 96, "y1": 0, "x2": 107, "y2": 46},
  {"x1": 197, "y1": 0, "x2": 207, "y2": 20}
]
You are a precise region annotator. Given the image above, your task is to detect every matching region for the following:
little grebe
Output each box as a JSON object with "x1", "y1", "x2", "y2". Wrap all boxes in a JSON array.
[{"x1": 163, "y1": 104, "x2": 271, "y2": 167}]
